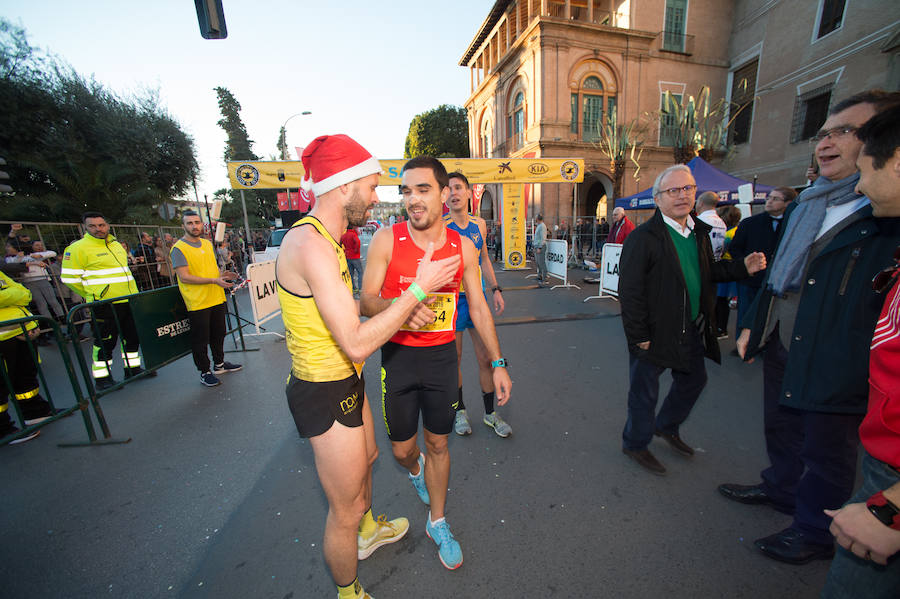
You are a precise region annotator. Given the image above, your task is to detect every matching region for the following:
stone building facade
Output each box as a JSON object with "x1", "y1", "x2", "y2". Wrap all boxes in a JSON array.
[{"x1": 460, "y1": 0, "x2": 899, "y2": 225}]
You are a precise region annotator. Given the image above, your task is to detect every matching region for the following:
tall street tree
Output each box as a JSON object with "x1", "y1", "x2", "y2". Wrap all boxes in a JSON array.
[
  {"x1": 214, "y1": 86, "x2": 278, "y2": 223},
  {"x1": 404, "y1": 104, "x2": 470, "y2": 159},
  {"x1": 0, "y1": 19, "x2": 197, "y2": 222}
]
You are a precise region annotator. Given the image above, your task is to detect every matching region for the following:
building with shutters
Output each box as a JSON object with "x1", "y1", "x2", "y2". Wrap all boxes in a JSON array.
[{"x1": 459, "y1": 0, "x2": 899, "y2": 225}]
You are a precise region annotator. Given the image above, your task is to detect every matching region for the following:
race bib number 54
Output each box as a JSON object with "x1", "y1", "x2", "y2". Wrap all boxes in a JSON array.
[{"x1": 400, "y1": 292, "x2": 456, "y2": 332}]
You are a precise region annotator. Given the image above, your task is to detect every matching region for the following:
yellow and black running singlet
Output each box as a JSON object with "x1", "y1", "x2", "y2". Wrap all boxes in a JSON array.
[{"x1": 276, "y1": 216, "x2": 359, "y2": 382}]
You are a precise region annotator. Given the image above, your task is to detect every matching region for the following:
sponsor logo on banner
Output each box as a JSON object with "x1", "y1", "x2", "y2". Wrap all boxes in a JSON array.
[
  {"x1": 230, "y1": 159, "x2": 586, "y2": 190},
  {"x1": 235, "y1": 163, "x2": 260, "y2": 187},
  {"x1": 156, "y1": 318, "x2": 191, "y2": 338},
  {"x1": 502, "y1": 184, "x2": 527, "y2": 270},
  {"x1": 560, "y1": 160, "x2": 580, "y2": 181}
]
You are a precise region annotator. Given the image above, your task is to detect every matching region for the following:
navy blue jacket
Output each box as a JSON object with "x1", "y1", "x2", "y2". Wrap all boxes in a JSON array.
[
  {"x1": 728, "y1": 211, "x2": 782, "y2": 289},
  {"x1": 743, "y1": 202, "x2": 900, "y2": 414},
  {"x1": 620, "y1": 209, "x2": 749, "y2": 371}
]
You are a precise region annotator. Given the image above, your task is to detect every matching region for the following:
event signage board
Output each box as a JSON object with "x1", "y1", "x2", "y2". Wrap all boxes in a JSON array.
[
  {"x1": 501, "y1": 184, "x2": 527, "y2": 270},
  {"x1": 600, "y1": 243, "x2": 622, "y2": 296},
  {"x1": 545, "y1": 240, "x2": 568, "y2": 281},
  {"x1": 228, "y1": 158, "x2": 585, "y2": 189},
  {"x1": 130, "y1": 286, "x2": 192, "y2": 370},
  {"x1": 246, "y1": 260, "x2": 282, "y2": 334}
]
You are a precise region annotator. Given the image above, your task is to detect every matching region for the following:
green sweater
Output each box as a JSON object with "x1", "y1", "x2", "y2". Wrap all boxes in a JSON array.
[{"x1": 665, "y1": 225, "x2": 701, "y2": 321}]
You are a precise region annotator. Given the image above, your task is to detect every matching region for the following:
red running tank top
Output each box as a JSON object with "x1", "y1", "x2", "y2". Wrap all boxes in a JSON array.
[{"x1": 382, "y1": 222, "x2": 464, "y2": 347}]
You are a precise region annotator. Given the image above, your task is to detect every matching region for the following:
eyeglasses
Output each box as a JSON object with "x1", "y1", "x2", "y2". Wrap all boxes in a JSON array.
[
  {"x1": 809, "y1": 126, "x2": 858, "y2": 144},
  {"x1": 659, "y1": 184, "x2": 697, "y2": 197},
  {"x1": 872, "y1": 247, "x2": 900, "y2": 294}
]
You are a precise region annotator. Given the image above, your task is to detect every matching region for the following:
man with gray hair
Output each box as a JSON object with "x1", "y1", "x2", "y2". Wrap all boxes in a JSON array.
[{"x1": 618, "y1": 164, "x2": 766, "y2": 475}]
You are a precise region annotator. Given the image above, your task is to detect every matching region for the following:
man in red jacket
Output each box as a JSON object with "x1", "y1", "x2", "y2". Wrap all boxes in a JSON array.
[
  {"x1": 607, "y1": 207, "x2": 635, "y2": 244},
  {"x1": 821, "y1": 103, "x2": 900, "y2": 598}
]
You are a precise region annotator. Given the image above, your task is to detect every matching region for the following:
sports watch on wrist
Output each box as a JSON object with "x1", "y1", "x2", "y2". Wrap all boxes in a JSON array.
[
  {"x1": 491, "y1": 358, "x2": 508, "y2": 369},
  {"x1": 867, "y1": 492, "x2": 900, "y2": 530}
]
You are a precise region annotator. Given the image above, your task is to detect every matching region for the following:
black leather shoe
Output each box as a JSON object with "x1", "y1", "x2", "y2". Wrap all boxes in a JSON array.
[
  {"x1": 754, "y1": 528, "x2": 835, "y2": 564},
  {"x1": 622, "y1": 448, "x2": 666, "y2": 475},
  {"x1": 95, "y1": 377, "x2": 118, "y2": 391},
  {"x1": 717, "y1": 483, "x2": 795, "y2": 514},
  {"x1": 654, "y1": 430, "x2": 694, "y2": 456}
]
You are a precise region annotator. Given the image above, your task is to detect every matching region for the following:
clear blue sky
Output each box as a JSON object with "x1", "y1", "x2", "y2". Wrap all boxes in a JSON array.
[{"x1": 4, "y1": 0, "x2": 491, "y2": 202}]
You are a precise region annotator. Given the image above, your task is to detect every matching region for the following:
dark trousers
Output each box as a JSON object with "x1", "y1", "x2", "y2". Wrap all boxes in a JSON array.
[
  {"x1": 0, "y1": 335, "x2": 50, "y2": 423},
  {"x1": 0, "y1": 336, "x2": 39, "y2": 400},
  {"x1": 188, "y1": 302, "x2": 226, "y2": 373},
  {"x1": 759, "y1": 338, "x2": 863, "y2": 544},
  {"x1": 92, "y1": 302, "x2": 140, "y2": 376},
  {"x1": 623, "y1": 326, "x2": 708, "y2": 451},
  {"x1": 347, "y1": 258, "x2": 362, "y2": 292},
  {"x1": 735, "y1": 283, "x2": 759, "y2": 332}
]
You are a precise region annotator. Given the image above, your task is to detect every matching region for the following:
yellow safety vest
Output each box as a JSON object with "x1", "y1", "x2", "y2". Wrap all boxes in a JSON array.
[
  {"x1": 60, "y1": 233, "x2": 138, "y2": 302},
  {"x1": 0, "y1": 272, "x2": 37, "y2": 341},
  {"x1": 171, "y1": 238, "x2": 226, "y2": 311}
]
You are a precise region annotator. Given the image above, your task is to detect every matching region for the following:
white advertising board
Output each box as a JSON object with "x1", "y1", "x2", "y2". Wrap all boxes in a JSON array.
[
  {"x1": 246, "y1": 260, "x2": 283, "y2": 336},
  {"x1": 584, "y1": 242, "x2": 622, "y2": 302}
]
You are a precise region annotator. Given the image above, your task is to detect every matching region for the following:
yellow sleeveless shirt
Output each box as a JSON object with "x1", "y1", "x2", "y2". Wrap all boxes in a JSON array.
[{"x1": 276, "y1": 216, "x2": 359, "y2": 382}]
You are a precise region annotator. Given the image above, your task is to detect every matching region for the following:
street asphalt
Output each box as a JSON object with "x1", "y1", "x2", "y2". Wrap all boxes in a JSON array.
[{"x1": 2, "y1": 262, "x2": 836, "y2": 598}]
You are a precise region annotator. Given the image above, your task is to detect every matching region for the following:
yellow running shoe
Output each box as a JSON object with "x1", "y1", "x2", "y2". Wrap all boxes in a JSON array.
[{"x1": 357, "y1": 514, "x2": 410, "y2": 560}]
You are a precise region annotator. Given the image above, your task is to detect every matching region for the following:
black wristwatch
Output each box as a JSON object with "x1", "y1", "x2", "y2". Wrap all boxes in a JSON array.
[
  {"x1": 492, "y1": 286, "x2": 502, "y2": 293},
  {"x1": 867, "y1": 492, "x2": 900, "y2": 530}
]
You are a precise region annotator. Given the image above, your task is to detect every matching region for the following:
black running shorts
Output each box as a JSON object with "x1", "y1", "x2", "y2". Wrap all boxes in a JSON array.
[
  {"x1": 286, "y1": 372, "x2": 365, "y2": 438},
  {"x1": 380, "y1": 341, "x2": 457, "y2": 441}
]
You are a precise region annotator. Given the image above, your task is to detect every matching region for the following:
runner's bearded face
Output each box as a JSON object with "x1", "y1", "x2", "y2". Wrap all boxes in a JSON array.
[
  {"x1": 401, "y1": 167, "x2": 447, "y2": 231},
  {"x1": 344, "y1": 174, "x2": 380, "y2": 227}
]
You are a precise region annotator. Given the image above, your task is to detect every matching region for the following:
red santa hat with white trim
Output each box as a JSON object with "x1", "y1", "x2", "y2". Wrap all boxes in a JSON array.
[{"x1": 300, "y1": 134, "x2": 382, "y2": 196}]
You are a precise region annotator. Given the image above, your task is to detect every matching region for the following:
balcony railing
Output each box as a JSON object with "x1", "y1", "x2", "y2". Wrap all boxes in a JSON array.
[{"x1": 659, "y1": 31, "x2": 695, "y2": 55}]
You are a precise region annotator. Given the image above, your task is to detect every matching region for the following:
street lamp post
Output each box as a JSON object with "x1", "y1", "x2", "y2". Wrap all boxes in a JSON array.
[
  {"x1": 280, "y1": 111, "x2": 312, "y2": 160},
  {"x1": 279, "y1": 111, "x2": 312, "y2": 223}
]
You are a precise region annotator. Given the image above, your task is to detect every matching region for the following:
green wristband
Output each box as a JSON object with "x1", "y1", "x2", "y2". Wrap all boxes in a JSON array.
[
  {"x1": 408, "y1": 282, "x2": 427, "y2": 302},
  {"x1": 391, "y1": 298, "x2": 398, "y2": 304}
]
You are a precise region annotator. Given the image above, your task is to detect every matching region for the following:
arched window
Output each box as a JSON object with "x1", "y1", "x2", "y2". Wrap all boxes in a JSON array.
[
  {"x1": 570, "y1": 75, "x2": 617, "y2": 142},
  {"x1": 507, "y1": 91, "x2": 525, "y2": 150},
  {"x1": 481, "y1": 118, "x2": 492, "y2": 158}
]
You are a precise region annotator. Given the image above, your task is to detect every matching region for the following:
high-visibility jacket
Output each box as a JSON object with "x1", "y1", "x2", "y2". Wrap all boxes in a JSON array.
[
  {"x1": 0, "y1": 272, "x2": 37, "y2": 341},
  {"x1": 60, "y1": 233, "x2": 138, "y2": 303}
]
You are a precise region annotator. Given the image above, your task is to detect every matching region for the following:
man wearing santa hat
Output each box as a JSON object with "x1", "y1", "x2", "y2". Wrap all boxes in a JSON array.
[
  {"x1": 275, "y1": 135, "x2": 460, "y2": 599},
  {"x1": 360, "y1": 156, "x2": 512, "y2": 571}
]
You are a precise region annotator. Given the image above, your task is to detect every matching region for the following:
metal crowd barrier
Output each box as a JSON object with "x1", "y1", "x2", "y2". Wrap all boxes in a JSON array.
[
  {"x1": 0, "y1": 314, "x2": 99, "y2": 446},
  {"x1": 1, "y1": 285, "x2": 257, "y2": 448}
]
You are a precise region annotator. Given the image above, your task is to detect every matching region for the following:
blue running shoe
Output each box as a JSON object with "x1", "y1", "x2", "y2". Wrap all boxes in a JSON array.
[
  {"x1": 408, "y1": 452, "x2": 430, "y2": 505},
  {"x1": 425, "y1": 516, "x2": 463, "y2": 570}
]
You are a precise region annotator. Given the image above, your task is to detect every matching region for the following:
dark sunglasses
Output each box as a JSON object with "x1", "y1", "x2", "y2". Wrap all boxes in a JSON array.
[{"x1": 872, "y1": 247, "x2": 900, "y2": 294}]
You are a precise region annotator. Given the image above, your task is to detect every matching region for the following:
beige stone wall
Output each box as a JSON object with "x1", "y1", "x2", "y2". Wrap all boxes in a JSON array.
[{"x1": 726, "y1": 0, "x2": 899, "y2": 187}]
